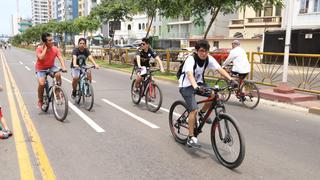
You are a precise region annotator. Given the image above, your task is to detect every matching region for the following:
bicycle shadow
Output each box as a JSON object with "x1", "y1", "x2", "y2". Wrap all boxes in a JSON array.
[{"x1": 173, "y1": 139, "x2": 243, "y2": 173}]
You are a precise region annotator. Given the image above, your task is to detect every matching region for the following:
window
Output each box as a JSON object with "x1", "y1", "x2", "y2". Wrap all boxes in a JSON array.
[
  {"x1": 153, "y1": 26, "x2": 156, "y2": 34},
  {"x1": 275, "y1": 6, "x2": 281, "y2": 16},
  {"x1": 159, "y1": 26, "x2": 161, "y2": 36},
  {"x1": 128, "y1": 24, "x2": 131, "y2": 30},
  {"x1": 256, "y1": 10, "x2": 262, "y2": 17},
  {"x1": 300, "y1": 0, "x2": 309, "y2": 13},
  {"x1": 314, "y1": 0, "x2": 320, "y2": 12},
  {"x1": 142, "y1": 23, "x2": 145, "y2": 29},
  {"x1": 264, "y1": 2, "x2": 273, "y2": 16},
  {"x1": 138, "y1": 23, "x2": 141, "y2": 30},
  {"x1": 213, "y1": 41, "x2": 219, "y2": 49}
]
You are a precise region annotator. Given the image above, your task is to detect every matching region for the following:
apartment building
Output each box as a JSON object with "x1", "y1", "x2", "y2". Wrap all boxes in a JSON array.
[
  {"x1": 264, "y1": 0, "x2": 320, "y2": 54},
  {"x1": 31, "y1": 0, "x2": 50, "y2": 25}
]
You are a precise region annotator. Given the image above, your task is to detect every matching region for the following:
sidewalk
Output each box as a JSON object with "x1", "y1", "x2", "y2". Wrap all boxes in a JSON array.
[{"x1": 259, "y1": 87, "x2": 320, "y2": 115}]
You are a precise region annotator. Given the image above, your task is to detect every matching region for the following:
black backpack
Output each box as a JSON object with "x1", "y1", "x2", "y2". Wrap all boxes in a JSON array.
[{"x1": 176, "y1": 53, "x2": 209, "y2": 81}]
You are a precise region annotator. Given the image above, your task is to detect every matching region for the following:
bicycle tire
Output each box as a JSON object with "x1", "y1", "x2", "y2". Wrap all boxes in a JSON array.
[
  {"x1": 83, "y1": 82, "x2": 94, "y2": 111},
  {"x1": 145, "y1": 83, "x2": 162, "y2": 112},
  {"x1": 169, "y1": 100, "x2": 189, "y2": 144},
  {"x1": 52, "y1": 86, "x2": 68, "y2": 121},
  {"x1": 240, "y1": 81, "x2": 260, "y2": 109},
  {"x1": 211, "y1": 113, "x2": 245, "y2": 169},
  {"x1": 215, "y1": 78, "x2": 231, "y2": 102},
  {"x1": 131, "y1": 79, "x2": 142, "y2": 104},
  {"x1": 41, "y1": 87, "x2": 50, "y2": 112},
  {"x1": 75, "y1": 83, "x2": 81, "y2": 104}
]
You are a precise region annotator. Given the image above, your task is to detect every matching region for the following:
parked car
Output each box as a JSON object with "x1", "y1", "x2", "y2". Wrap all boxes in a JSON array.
[{"x1": 210, "y1": 48, "x2": 231, "y2": 65}]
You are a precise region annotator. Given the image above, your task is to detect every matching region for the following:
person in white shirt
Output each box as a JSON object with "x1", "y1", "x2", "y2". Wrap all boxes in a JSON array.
[
  {"x1": 222, "y1": 40, "x2": 250, "y2": 82},
  {"x1": 179, "y1": 40, "x2": 235, "y2": 147}
]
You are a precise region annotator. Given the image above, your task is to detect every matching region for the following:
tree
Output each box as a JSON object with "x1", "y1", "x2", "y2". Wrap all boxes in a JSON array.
[
  {"x1": 90, "y1": 0, "x2": 136, "y2": 64},
  {"x1": 180, "y1": 0, "x2": 283, "y2": 39}
]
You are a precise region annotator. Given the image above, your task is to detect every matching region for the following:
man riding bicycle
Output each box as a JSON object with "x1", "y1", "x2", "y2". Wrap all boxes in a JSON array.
[
  {"x1": 36, "y1": 32, "x2": 67, "y2": 109},
  {"x1": 222, "y1": 40, "x2": 250, "y2": 84},
  {"x1": 133, "y1": 37, "x2": 164, "y2": 92},
  {"x1": 179, "y1": 39, "x2": 235, "y2": 147},
  {"x1": 71, "y1": 38, "x2": 99, "y2": 99}
]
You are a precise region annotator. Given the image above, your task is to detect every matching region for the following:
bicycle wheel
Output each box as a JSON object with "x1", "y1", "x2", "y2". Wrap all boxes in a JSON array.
[
  {"x1": 83, "y1": 82, "x2": 94, "y2": 111},
  {"x1": 215, "y1": 78, "x2": 231, "y2": 102},
  {"x1": 131, "y1": 79, "x2": 142, "y2": 104},
  {"x1": 169, "y1": 101, "x2": 189, "y2": 144},
  {"x1": 75, "y1": 83, "x2": 81, "y2": 104},
  {"x1": 240, "y1": 81, "x2": 260, "y2": 109},
  {"x1": 145, "y1": 82, "x2": 162, "y2": 112},
  {"x1": 211, "y1": 113, "x2": 245, "y2": 169},
  {"x1": 41, "y1": 89, "x2": 50, "y2": 112},
  {"x1": 52, "y1": 86, "x2": 68, "y2": 121}
]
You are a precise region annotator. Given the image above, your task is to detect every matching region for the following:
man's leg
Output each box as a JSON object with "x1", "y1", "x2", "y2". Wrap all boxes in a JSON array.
[
  {"x1": 71, "y1": 68, "x2": 80, "y2": 98},
  {"x1": 37, "y1": 77, "x2": 46, "y2": 108},
  {"x1": 87, "y1": 70, "x2": 92, "y2": 83}
]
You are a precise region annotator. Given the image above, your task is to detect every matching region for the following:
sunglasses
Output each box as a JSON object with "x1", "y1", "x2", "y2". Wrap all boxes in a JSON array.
[{"x1": 140, "y1": 43, "x2": 146, "y2": 46}]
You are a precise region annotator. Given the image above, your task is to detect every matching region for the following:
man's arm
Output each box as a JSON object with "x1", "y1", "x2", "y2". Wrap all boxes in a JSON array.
[
  {"x1": 88, "y1": 55, "x2": 99, "y2": 68},
  {"x1": 217, "y1": 68, "x2": 233, "y2": 80},
  {"x1": 154, "y1": 56, "x2": 164, "y2": 72},
  {"x1": 37, "y1": 45, "x2": 47, "y2": 60},
  {"x1": 136, "y1": 55, "x2": 141, "y2": 68},
  {"x1": 222, "y1": 51, "x2": 235, "y2": 67},
  {"x1": 57, "y1": 53, "x2": 66, "y2": 71},
  {"x1": 72, "y1": 55, "x2": 78, "y2": 68},
  {"x1": 186, "y1": 71, "x2": 198, "y2": 89}
]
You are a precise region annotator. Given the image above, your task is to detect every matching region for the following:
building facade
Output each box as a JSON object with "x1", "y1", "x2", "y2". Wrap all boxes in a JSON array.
[{"x1": 31, "y1": 0, "x2": 50, "y2": 25}]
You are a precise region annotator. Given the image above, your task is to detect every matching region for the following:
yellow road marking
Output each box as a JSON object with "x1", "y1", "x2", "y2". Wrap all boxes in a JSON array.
[
  {"x1": 1, "y1": 52, "x2": 56, "y2": 179},
  {"x1": 1, "y1": 52, "x2": 35, "y2": 179}
]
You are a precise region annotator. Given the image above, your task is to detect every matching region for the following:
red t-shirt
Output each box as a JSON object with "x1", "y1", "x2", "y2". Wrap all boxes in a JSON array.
[{"x1": 35, "y1": 46, "x2": 61, "y2": 71}]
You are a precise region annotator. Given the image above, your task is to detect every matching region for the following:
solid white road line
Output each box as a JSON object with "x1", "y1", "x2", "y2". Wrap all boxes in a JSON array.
[
  {"x1": 102, "y1": 98, "x2": 160, "y2": 129},
  {"x1": 25, "y1": 66, "x2": 31, "y2": 71},
  {"x1": 141, "y1": 99, "x2": 180, "y2": 117},
  {"x1": 68, "y1": 102, "x2": 105, "y2": 133},
  {"x1": 62, "y1": 76, "x2": 105, "y2": 133},
  {"x1": 19, "y1": 61, "x2": 23, "y2": 65}
]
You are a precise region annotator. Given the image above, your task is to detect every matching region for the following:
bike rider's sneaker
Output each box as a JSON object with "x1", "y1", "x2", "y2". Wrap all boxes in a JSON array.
[
  {"x1": 198, "y1": 111, "x2": 213, "y2": 124},
  {"x1": 187, "y1": 136, "x2": 201, "y2": 148},
  {"x1": 3, "y1": 129, "x2": 12, "y2": 136},
  {"x1": 71, "y1": 90, "x2": 76, "y2": 99},
  {"x1": 0, "y1": 131, "x2": 9, "y2": 139}
]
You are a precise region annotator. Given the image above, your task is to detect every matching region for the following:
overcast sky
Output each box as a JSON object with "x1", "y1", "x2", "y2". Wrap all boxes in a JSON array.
[{"x1": 0, "y1": 0, "x2": 31, "y2": 35}]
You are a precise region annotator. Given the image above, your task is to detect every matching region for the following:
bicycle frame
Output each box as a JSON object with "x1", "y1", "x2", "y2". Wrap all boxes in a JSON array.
[
  {"x1": 138, "y1": 69, "x2": 157, "y2": 97},
  {"x1": 44, "y1": 71, "x2": 60, "y2": 103},
  {"x1": 194, "y1": 89, "x2": 226, "y2": 137}
]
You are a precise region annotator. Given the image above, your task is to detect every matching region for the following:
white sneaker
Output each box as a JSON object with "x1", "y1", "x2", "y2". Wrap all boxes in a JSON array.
[{"x1": 187, "y1": 136, "x2": 200, "y2": 148}]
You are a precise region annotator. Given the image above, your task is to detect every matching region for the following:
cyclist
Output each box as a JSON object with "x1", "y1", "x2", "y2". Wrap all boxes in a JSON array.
[
  {"x1": 179, "y1": 39, "x2": 235, "y2": 147},
  {"x1": 35, "y1": 32, "x2": 67, "y2": 109},
  {"x1": 222, "y1": 39, "x2": 250, "y2": 84},
  {"x1": 71, "y1": 38, "x2": 99, "y2": 99},
  {"x1": 133, "y1": 37, "x2": 164, "y2": 92}
]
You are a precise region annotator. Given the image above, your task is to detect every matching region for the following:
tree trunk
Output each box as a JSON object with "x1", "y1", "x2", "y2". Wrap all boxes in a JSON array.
[
  {"x1": 203, "y1": 6, "x2": 221, "y2": 39},
  {"x1": 145, "y1": 15, "x2": 154, "y2": 38},
  {"x1": 108, "y1": 28, "x2": 114, "y2": 65}
]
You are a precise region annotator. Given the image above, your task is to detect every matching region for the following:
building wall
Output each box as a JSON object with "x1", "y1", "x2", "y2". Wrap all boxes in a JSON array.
[
  {"x1": 282, "y1": 0, "x2": 320, "y2": 29},
  {"x1": 31, "y1": 0, "x2": 50, "y2": 25}
]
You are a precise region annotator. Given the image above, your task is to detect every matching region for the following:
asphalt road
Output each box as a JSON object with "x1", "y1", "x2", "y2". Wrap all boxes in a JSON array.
[{"x1": 0, "y1": 47, "x2": 319, "y2": 180}]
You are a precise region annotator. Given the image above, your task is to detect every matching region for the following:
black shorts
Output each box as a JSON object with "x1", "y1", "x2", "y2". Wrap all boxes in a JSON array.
[
  {"x1": 179, "y1": 83, "x2": 210, "y2": 112},
  {"x1": 231, "y1": 71, "x2": 248, "y2": 79}
]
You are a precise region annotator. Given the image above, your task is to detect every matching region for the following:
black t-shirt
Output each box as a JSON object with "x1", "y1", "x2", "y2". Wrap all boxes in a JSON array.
[
  {"x1": 135, "y1": 48, "x2": 157, "y2": 67},
  {"x1": 71, "y1": 48, "x2": 91, "y2": 68}
]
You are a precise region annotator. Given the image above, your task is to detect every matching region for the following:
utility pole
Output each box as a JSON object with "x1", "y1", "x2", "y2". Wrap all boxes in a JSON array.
[{"x1": 282, "y1": 0, "x2": 293, "y2": 83}]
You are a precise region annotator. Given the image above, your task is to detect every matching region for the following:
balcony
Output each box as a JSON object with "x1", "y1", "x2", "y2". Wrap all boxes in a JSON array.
[
  {"x1": 166, "y1": 32, "x2": 190, "y2": 39},
  {"x1": 229, "y1": 16, "x2": 281, "y2": 28}
]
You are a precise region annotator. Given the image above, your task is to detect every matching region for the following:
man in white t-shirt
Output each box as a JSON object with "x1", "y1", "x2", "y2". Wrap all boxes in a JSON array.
[
  {"x1": 179, "y1": 40, "x2": 235, "y2": 147},
  {"x1": 222, "y1": 40, "x2": 250, "y2": 83}
]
